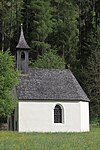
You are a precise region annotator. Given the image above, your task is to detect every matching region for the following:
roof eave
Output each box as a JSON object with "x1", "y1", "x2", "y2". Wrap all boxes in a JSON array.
[{"x1": 18, "y1": 98, "x2": 90, "y2": 102}]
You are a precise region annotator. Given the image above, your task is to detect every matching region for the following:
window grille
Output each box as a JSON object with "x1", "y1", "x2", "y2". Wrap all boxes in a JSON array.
[{"x1": 54, "y1": 105, "x2": 62, "y2": 123}]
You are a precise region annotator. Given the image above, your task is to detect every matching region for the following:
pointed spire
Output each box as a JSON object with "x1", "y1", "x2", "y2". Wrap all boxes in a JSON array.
[{"x1": 16, "y1": 24, "x2": 30, "y2": 50}]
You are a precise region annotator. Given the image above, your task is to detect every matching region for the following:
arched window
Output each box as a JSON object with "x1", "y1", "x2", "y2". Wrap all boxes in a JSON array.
[
  {"x1": 21, "y1": 51, "x2": 25, "y2": 60},
  {"x1": 54, "y1": 105, "x2": 62, "y2": 123}
]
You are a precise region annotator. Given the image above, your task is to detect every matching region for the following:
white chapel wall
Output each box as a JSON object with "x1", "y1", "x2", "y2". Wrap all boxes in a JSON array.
[
  {"x1": 18, "y1": 101, "x2": 89, "y2": 132},
  {"x1": 80, "y1": 101, "x2": 90, "y2": 132}
]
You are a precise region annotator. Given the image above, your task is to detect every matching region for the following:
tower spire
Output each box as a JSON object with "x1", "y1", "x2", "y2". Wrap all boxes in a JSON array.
[
  {"x1": 16, "y1": 24, "x2": 30, "y2": 74},
  {"x1": 16, "y1": 24, "x2": 30, "y2": 50}
]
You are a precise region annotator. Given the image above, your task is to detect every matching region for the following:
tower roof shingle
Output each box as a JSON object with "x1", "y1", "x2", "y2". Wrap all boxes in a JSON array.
[{"x1": 16, "y1": 24, "x2": 30, "y2": 50}]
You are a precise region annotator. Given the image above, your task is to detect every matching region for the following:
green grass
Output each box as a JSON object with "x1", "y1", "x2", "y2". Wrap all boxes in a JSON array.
[{"x1": 0, "y1": 127, "x2": 100, "y2": 150}]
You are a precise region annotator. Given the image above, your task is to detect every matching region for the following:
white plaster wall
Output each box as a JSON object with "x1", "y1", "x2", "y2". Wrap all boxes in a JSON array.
[
  {"x1": 18, "y1": 101, "x2": 89, "y2": 132},
  {"x1": 80, "y1": 101, "x2": 90, "y2": 132}
]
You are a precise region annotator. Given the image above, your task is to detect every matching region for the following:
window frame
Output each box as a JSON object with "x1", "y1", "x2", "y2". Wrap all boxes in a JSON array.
[{"x1": 54, "y1": 104, "x2": 64, "y2": 123}]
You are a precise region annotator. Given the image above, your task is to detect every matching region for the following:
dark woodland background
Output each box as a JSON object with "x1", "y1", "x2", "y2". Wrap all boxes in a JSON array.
[{"x1": 0, "y1": 0, "x2": 100, "y2": 120}]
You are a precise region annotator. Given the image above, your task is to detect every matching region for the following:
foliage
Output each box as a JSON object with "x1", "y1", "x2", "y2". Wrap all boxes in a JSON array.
[
  {"x1": 83, "y1": 28, "x2": 100, "y2": 117},
  {"x1": 74, "y1": 0, "x2": 100, "y2": 118},
  {"x1": 0, "y1": 50, "x2": 19, "y2": 118},
  {"x1": 32, "y1": 50, "x2": 65, "y2": 69},
  {"x1": 0, "y1": 127, "x2": 100, "y2": 150},
  {"x1": 49, "y1": 0, "x2": 79, "y2": 68},
  {"x1": 77, "y1": 0, "x2": 99, "y2": 66},
  {"x1": 29, "y1": 0, "x2": 53, "y2": 56},
  {"x1": 0, "y1": 0, "x2": 100, "y2": 118},
  {"x1": 0, "y1": 0, "x2": 23, "y2": 51}
]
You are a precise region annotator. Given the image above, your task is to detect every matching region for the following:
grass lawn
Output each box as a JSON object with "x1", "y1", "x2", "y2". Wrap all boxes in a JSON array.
[{"x1": 0, "y1": 127, "x2": 100, "y2": 150}]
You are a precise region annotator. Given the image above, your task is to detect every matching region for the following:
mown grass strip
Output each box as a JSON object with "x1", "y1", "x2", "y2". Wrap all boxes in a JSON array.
[{"x1": 0, "y1": 127, "x2": 100, "y2": 150}]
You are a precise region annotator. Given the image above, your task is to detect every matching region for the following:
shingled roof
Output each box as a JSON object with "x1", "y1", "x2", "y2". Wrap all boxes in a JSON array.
[
  {"x1": 16, "y1": 69, "x2": 89, "y2": 101},
  {"x1": 16, "y1": 24, "x2": 30, "y2": 50}
]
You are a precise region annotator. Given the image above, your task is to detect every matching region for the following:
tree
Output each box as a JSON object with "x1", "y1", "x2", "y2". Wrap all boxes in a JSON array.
[
  {"x1": 0, "y1": 0, "x2": 23, "y2": 52},
  {"x1": 82, "y1": 27, "x2": 100, "y2": 118},
  {"x1": 0, "y1": 50, "x2": 19, "y2": 120},
  {"x1": 86, "y1": 50, "x2": 100, "y2": 118},
  {"x1": 77, "y1": 0, "x2": 99, "y2": 66},
  {"x1": 49, "y1": 0, "x2": 79, "y2": 69},
  {"x1": 75, "y1": 0, "x2": 100, "y2": 119},
  {"x1": 32, "y1": 49, "x2": 65, "y2": 69},
  {"x1": 22, "y1": 0, "x2": 31, "y2": 41},
  {"x1": 29, "y1": 0, "x2": 53, "y2": 57}
]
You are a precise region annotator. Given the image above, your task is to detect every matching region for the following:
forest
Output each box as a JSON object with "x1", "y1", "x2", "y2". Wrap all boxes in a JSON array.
[{"x1": 0, "y1": 0, "x2": 100, "y2": 120}]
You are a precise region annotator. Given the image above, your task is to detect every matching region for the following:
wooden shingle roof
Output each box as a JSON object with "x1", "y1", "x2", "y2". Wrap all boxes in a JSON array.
[{"x1": 16, "y1": 69, "x2": 89, "y2": 101}]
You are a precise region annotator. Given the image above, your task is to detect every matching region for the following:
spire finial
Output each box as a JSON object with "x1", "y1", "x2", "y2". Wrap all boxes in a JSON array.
[
  {"x1": 21, "y1": 23, "x2": 23, "y2": 30},
  {"x1": 21, "y1": 23, "x2": 23, "y2": 35}
]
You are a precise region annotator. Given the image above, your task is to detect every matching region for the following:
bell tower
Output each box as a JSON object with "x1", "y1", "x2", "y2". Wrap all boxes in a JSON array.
[{"x1": 16, "y1": 24, "x2": 30, "y2": 74}]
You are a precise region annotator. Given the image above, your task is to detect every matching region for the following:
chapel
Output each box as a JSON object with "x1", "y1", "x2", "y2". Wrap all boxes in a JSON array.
[{"x1": 8, "y1": 25, "x2": 90, "y2": 132}]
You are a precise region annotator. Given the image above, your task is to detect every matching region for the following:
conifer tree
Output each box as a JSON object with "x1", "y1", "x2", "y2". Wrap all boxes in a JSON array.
[
  {"x1": 32, "y1": 49, "x2": 65, "y2": 69},
  {"x1": 49, "y1": 0, "x2": 79, "y2": 69},
  {"x1": 29, "y1": 0, "x2": 53, "y2": 57},
  {"x1": 0, "y1": 0, "x2": 23, "y2": 52}
]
